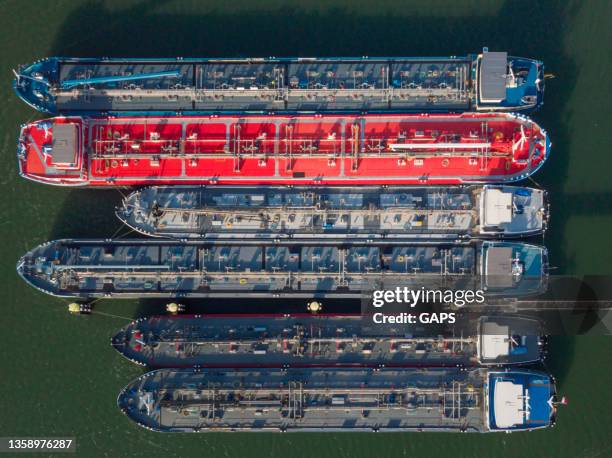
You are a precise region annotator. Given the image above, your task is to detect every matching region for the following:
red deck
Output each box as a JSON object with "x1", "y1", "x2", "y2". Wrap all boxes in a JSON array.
[{"x1": 18, "y1": 113, "x2": 548, "y2": 186}]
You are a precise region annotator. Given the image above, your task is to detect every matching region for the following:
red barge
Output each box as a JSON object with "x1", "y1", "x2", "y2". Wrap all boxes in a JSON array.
[{"x1": 18, "y1": 113, "x2": 549, "y2": 186}]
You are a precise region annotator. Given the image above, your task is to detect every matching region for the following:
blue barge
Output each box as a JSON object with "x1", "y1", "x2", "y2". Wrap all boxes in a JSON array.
[{"x1": 13, "y1": 50, "x2": 543, "y2": 115}]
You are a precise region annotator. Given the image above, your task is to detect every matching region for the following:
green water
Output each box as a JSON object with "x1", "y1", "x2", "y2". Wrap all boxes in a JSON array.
[{"x1": 1, "y1": 1, "x2": 611, "y2": 456}]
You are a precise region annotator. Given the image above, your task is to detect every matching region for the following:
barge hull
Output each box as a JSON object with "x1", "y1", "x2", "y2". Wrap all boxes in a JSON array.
[
  {"x1": 112, "y1": 314, "x2": 545, "y2": 368},
  {"x1": 117, "y1": 368, "x2": 556, "y2": 432},
  {"x1": 17, "y1": 239, "x2": 548, "y2": 299},
  {"x1": 14, "y1": 52, "x2": 544, "y2": 114},
  {"x1": 117, "y1": 185, "x2": 548, "y2": 240}
]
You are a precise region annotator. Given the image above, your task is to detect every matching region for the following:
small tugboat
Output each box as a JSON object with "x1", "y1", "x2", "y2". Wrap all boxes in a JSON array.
[
  {"x1": 117, "y1": 367, "x2": 558, "y2": 432},
  {"x1": 17, "y1": 239, "x2": 548, "y2": 299},
  {"x1": 13, "y1": 50, "x2": 544, "y2": 114},
  {"x1": 111, "y1": 314, "x2": 546, "y2": 368},
  {"x1": 17, "y1": 112, "x2": 549, "y2": 187},
  {"x1": 117, "y1": 185, "x2": 548, "y2": 240}
]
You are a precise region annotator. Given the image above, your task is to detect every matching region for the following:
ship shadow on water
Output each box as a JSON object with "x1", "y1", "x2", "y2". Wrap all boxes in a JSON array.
[
  {"x1": 46, "y1": 0, "x2": 602, "y2": 387},
  {"x1": 48, "y1": 189, "x2": 124, "y2": 239}
]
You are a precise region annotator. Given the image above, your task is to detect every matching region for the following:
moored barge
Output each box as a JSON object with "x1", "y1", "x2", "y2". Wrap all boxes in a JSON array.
[
  {"x1": 112, "y1": 314, "x2": 545, "y2": 368},
  {"x1": 117, "y1": 185, "x2": 548, "y2": 240},
  {"x1": 117, "y1": 368, "x2": 557, "y2": 432},
  {"x1": 13, "y1": 51, "x2": 544, "y2": 114},
  {"x1": 17, "y1": 112, "x2": 549, "y2": 187},
  {"x1": 17, "y1": 239, "x2": 548, "y2": 299}
]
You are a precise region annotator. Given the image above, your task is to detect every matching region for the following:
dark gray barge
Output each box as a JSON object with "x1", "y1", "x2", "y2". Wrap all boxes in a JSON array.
[
  {"x1": 17, "y1": 239, "x2": 547, "y2": 299},
  {"x1": 112, "y1": 314, "x2": 545, "y2": 368}
]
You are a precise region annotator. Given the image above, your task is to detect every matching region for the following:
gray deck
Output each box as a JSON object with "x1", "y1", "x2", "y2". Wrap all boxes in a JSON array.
[
  {"x1": 484, "y1": 247, "x2": 514, "y2": 288},
  {"x1": 480, "y1": 52, "x2": 507, "y2": 103},
  {"x1": 118, "y1": 368, "x2": 488, "y2": 432},
  {"x1": 50, "y1": 123, "x2": 78, "y2": 165},
  {"x1": 53, "y1": 60, "x2": 471, "y2": 112}
]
